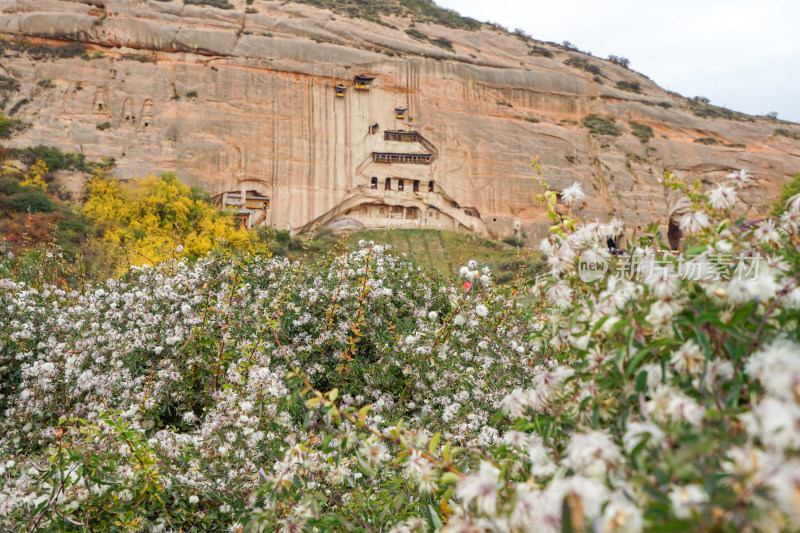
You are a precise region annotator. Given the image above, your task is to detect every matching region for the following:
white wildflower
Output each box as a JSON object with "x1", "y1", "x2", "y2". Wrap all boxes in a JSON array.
[
  {"x1": 787, "y1": 193, "x2": 800, "y2": 213},
  {"x1": 741, "y1": 397, "x2": 800, "y2": 451},
  {"x1": 528, "y1": 440, "x2": 557, "y2": 478},
  {"x1": 754, "y1": 219, "x2": 781, "y2": 246},
  {"x1": 708, "y1": 184, "x2": 737, "y2": 210},
  {"x1": 622, "y1": 421, "x2": 665, "y2": 453},
  {"x1": 455, "y1": 461, "x2": 502, "y2": 516},
  {"x1": 668, "y1": 484, "x2": 708, "y2": 519},
  {"x1": 600, "y1": 495, "x2": 643, "y2": 533},
  {"x1": 726, "y1": 168, "x2": 751, "y2": 188},
  {"x1": 565, "y1": 430, "x2": 621, "y2": 477},
  {"x1": 679, "y1": 211, "x2": 710, "y2": 235},
  {"x1": 765, "y1": 460, "x2": 800, "y2": 522},
  {"x1": 670, "y1": 339, "x2": 705, "y2": 376},
  {"x1": 359, "y1": 438, "x2": 390, "y2": 467},
  {"x1": 547, "y1": 244, "x2": 577, "y2": 275},
  {"x1": 549, "y1": 476, "x2": 608, "y2": 520},
  {"x1": 561, "y1": 182, "x2": 586, "y2": 207},
  {"x1": 547, "y1": 280, "x2": 573, "y2": 308},
  {"x1": 745, "y1": 338, "x2": 800, "y2": 401}
]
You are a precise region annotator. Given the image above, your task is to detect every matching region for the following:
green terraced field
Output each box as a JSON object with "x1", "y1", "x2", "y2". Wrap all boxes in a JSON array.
[{"x1": 286, "y1": 229, "x2": 544, "y2": 284}]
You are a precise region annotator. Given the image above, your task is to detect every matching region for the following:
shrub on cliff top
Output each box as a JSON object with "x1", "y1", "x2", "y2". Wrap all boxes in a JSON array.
[
  {"x1": 775, "y1": 128, "x2": 800, "y2": 141},
  {"x1": 629, "y1": 121, "x2": 653, "y2": 143},
  {"x1": 404, "y1": 28, "x2": 454, "y2": 51},
  {"x1": 694, "y1": 137, "x2": 719, "y2": 145},
  {"x1": 284, "y1": 0, "x2": 480, "y2": 30},
  {"x1": 22, "y1": 42, "x2": 86, "y2": 60},
  {"x1": 616, "y1": 80, "x2": 642, "y2": 94},
  {"x1": 528, "y1": 45, "x2": 554, "y2": 58},
  {"x1": 688, "y1": 96, "x2": 754, "y2": 122},
  {"x1": 582, "y1": 114, "x2": 621, "y2": 136},
  {"x1": 5, "y1": 190, "x2": 53, "y2": 213},
  {"x1": 0, "y1": 113, "x2": 30, "y2": 139},
  {"x1": 0, "y1": 75, "x2": 20, "y2": 93},
  {"x1": 17, "y1": 145, "x2": 91, "y2": 172},
  {"x1": 608, "y1": 54, "x2": 630, "y2": 68},
  {"x1": 564, "y1": 55, "x2": 603, "y2": 76},
  {"x1": 183, "y1": 0, "x2": 234, "y2": 9}
]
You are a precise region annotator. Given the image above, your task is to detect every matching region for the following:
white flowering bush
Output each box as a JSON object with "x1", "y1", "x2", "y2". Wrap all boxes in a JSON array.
[
  {"x1": 0, "y1": 239, "x2": 542, "y2": 530},
  {"x1": 1, "y1": 169, "x2": 799, "y2": 532}
]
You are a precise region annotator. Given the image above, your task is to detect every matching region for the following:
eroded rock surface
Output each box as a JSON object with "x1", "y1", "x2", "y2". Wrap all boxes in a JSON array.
[{"x1": 1, "y1": 0, "x2": 799, "y2": 240}]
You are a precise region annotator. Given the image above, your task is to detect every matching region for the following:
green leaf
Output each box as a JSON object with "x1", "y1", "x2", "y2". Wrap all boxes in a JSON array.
[
  {"x1": 393, "y1": 450, "x2": 410, "y2": 466},
  {"x1": 440, "y1": 472, "x2": 461, "y2": 484},
  {"x1": 626, "y1": 347, "x2": 650, "y2": 376},
  {"x1": 590, "y1": 315, "x2": 610, "y2": 336},
  {"x1": 730, "y1": 301, "x2": 756, "y2": 325},
  {"x1": 442, "y1": 486, "x2": 455, "y2": 501},
  {"x1": 305, "y1": 397, "x2": 321, "y2": 409},
  {"x1": 442, "y1": 441, "x2": 452, "y2": 463},
  {"x1": 608, "y1": 316, "x2": 632, "y2": 338},
  {"x1": 428, "y1": 432, "x2": 441, "y2": 455},
  {"x1": 356, "y1": 458, "x2": 375, "y2": 477},
  {"x1": 685, "y1": 244, "x2": 707, "y2": 256},
  {"x1": 489, "y1": 410, "x2": 506, "y2": 424},
  {"x1": 694, "y1": 330, "x2": 711, "y2": 358},
  {"x1": 394, "y1": 490, "x2": 407, "y2": 512},
  {"x1": 635, "y1": 370, "x2": 648, "y2": 392},
  {"x1": 427, "y1": 504, "x2": 444, "y2": 529}
]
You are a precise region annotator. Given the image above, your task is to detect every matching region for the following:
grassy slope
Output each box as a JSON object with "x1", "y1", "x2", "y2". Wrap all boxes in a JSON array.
[
  {"x1": 282, "y1": 0, "x2": 482, "y2": 29},
  {"x1": 288, "y1": 228, "x2": 544, "y2": 283}
]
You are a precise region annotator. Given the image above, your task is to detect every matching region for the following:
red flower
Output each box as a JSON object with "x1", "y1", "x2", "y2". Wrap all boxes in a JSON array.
[{"x1": 463, "y1": 282, "x2": 472, "y2": 290}]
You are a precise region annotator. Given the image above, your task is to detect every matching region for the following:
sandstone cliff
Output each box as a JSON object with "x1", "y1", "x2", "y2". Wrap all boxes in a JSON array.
[{"x1": 1, "y1": 0, "x2": 799, "y2": 241}]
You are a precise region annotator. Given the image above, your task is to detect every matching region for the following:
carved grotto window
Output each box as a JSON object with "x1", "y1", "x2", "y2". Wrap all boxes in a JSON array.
[
  {"x1": 93, "y1": 86, "x2": 109, "y2": 114},
  {"x1": 141, "y1": 99, "x2": 154, "y2": 128},
  {"x1": 123, "y1": 97, "x2": 135, "y2": 121}
]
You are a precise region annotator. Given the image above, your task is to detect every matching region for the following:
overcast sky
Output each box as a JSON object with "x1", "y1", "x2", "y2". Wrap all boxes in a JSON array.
[{"x1": 436, "y1": 0, "x2": 800, "y2": 123}]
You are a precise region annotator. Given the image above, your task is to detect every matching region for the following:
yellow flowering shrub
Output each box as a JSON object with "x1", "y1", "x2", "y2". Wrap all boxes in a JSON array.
[
  {"x1": 18, "y1": 159, "x2": 48, "y2": 190},
  {"x1": 84, "y1": 171, "x2": 255, "y2": 265}
]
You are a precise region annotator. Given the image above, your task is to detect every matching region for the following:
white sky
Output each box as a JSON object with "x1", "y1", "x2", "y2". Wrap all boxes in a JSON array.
[{"x1": 436, "y1": 0, "x2": 800, "y2": 123}]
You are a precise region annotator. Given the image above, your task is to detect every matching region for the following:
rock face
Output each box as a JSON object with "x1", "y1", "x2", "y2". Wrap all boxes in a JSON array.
[{"x1": 1, "y1": 0, "x2": 799, "y2": 241}]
